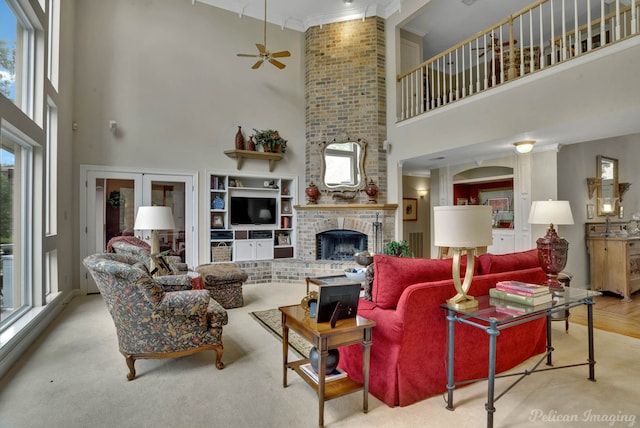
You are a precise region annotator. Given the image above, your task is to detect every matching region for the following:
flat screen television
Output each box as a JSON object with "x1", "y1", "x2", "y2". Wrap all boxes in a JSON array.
[{"x1": 230, "y1": 196, "x2": 277, "y2": 225}]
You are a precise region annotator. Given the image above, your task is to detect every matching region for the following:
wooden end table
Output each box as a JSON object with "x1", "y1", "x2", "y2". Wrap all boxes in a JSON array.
[{"x1": 279, "y1": 304, "x2": 375, "y2": 427}]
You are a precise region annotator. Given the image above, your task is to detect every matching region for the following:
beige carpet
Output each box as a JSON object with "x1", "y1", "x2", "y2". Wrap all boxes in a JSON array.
[
  {"x1": 250, "y1": 308, "x2": 313, "y2": 358},
  {"x1": 0, "y1": 282, "x2": 638, "y2": 427}
]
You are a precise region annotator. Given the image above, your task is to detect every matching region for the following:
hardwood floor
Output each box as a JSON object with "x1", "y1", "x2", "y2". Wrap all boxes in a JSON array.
[{"x1": 567, "y1": 290, "x2": 640, "y2": 338}]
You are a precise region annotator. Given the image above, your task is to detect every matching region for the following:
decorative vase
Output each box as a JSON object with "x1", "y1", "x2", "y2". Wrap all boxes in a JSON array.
[
  {"x1": 247, "y1": 136, "x2": 256, "y2": 151},
  {"x1": 212, "y1": 195, "x2": 225, "y2": 210},
  {"x1": 235, "y1": 126, "x2": 245, "y2": 150},
  {"x1": 364, "y1": 179, "x2": 378, "y2": 204},
  {"x1": 305, "y1": 181, "x2": 320, "y2": 204},
  {"x1": 309, "y1": 347, "x2": 340, "y2": 375}
]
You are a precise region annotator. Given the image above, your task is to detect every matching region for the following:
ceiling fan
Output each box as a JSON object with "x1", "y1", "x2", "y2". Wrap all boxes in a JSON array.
[{"x1": 237, "y1": 0, "x2": 291, "y2": 69}]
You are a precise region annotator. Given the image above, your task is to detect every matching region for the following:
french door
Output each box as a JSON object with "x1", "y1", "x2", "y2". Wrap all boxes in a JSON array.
[{"x1": 80, "y1": 166, "x2": 197, "y2": 294}]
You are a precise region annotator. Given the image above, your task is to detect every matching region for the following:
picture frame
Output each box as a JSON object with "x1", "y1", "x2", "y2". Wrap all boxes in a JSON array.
[
  {"x1": 403, "y1": 198, "x2": 418, "y2": 221},
  {"x1": 212, "y1": 214, "x2": 224, "y2": 229},
  {"x1": 587, "y1": 204, "x2": 595, "y2": 220},
  {"x1": 487, "y1": 197, "x2": 510, "y2": 212},
  {"x1": 282, "y1": 200, "x2": 291, "y2": 214},
  {"x1": 278, "y1": 234, "x2": 290, "y2": 246}
]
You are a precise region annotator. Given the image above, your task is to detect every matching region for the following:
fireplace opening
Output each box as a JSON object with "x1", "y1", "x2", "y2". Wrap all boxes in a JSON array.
[{"x1": 316, "y1": 230, "x2": 368, "y2": 261}]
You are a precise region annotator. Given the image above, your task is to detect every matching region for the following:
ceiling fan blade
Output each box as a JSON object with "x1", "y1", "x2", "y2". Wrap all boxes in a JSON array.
[
  {"x1": 252, "y1": 60, "x2": 264, "y2": 69},
  {"x1": 269, "y1": 58, "x2": 286, "y2": 69},
  {"x1": 271, "y1": 50, "x2": 291, "y2": 58},
  {"x1": 256, "y1": 44, "x2": 267, "y2": 54},
  {"x1": 479, "y1": 52, "x2": 486, "y2": 58},
  {"x1": 237, "y1": 53, "x2": 259, "y2": 57}
]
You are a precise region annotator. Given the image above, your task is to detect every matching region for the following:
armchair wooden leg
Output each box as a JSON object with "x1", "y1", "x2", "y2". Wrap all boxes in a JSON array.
[
  {"x1": 125, "y1": 355, "x2": 136, "y2": 380},
  {"x1": 214, "y1": 344, "x2": 225, "y2": 369}
]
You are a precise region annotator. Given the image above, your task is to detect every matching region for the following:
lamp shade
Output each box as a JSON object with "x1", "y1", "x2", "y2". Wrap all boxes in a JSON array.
[
  {"x1": 433, "y1": 206, "x2": 493, "y2": 248},
  {"x1": 528, "y1": 200, "x2": 574, "y2": 226},
  {"x1": 134, "y1": 206, "x2": 175, "y2": 231}
]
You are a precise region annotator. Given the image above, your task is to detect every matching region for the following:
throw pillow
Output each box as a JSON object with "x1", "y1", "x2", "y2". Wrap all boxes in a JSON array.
[
  {"x1": 477, "y1": 249, "x2": 539, "y2": 275},
  {"x1": 363, "y1": 264, "x2": 374, "y2": 301}
]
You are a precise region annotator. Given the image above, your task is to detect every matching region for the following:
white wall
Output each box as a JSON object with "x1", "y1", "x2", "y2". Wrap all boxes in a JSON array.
[{"x1": 71, "y1": 0, "x2": 306, "y2": 271}]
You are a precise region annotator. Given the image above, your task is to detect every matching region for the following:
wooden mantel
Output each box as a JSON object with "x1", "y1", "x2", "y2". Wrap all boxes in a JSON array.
[
  {"x1": 224, "y1": 149, "x2": 282, "y2": 172},
  {"x1": 294, "y1": 203, "x2": 398, "y2": 211}
]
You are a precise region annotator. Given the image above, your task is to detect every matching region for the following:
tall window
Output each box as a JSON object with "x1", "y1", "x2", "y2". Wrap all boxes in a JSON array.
[
  {"x1": 0, "y1": 126, "x2": 33, "y2": 326},
  {"x1": 47, "y1": 0, "x2": 59, "y2": 90},
  {"x1": 46, "y1": 101, "x2": 57, "y2": 235},
  {"x1": 0, "y1": 0, "x2": 35, "y2": 117}
]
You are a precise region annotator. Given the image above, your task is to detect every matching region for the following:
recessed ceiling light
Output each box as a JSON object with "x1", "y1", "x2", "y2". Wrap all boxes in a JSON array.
[
  {"x1": 461, "y1": 0, "x2": 478, "y2": 5},
  {"x1": 344, "y1": 0, "x2": 354, "y2": 4}
]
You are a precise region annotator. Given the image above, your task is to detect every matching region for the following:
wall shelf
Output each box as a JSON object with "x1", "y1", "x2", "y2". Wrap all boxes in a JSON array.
[{"x1": 224, "y1": 150, "x2": 282, "y2": 172}]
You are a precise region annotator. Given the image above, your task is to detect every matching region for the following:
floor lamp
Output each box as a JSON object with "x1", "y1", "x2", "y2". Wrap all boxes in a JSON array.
[
  {"x1": 528, "y1": 200, "x2": 574, "y2": 291},
  {"x1": 434, "y1": 206, "x2": 493, "y2": 310},
  {"x1": 134, "y1": 206, "x2": 175, "y2": 273}
]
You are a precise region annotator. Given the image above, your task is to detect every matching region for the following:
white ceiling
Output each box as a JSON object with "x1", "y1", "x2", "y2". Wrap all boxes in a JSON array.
[{"x1": 194, "y1": 0, "x2": 402, "y2": 32}]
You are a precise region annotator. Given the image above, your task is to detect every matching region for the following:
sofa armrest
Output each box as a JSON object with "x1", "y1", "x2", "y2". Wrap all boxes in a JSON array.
[{"x1": 158, "y1": 289, "x2": 210, "y2": 317}]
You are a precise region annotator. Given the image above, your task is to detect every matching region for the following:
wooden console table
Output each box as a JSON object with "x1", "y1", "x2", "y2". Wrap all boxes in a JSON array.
[{"x1": 279, "y1": 304, "x2": 375, "y2": 427}]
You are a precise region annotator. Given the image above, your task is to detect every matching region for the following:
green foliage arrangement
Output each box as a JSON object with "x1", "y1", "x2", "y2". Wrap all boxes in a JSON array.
[
  {"x1": 383, "y1": 240, "x2": 414, "y2": 258},
  {"x1": 252, "y1": 129, "x2": 287, "y2": 153}
]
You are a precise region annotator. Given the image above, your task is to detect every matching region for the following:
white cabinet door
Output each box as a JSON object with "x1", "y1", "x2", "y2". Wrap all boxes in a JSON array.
[
  {"x1": 234, "y1": 241, "x2": 255, "y2": 261},
  {"x1": 255, "y1": 239, "x2": 274, "y2": 260},
  {"x1": 234, "y1": 239, "x2": 274, "y2": 261},
  {"x1": 489, "y1": 230, "x2": 515, "y2": 254}
]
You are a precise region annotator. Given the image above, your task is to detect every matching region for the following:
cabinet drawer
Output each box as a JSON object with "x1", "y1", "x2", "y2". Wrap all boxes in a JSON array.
[{"x1": 627, "y1": 240, "x2": 640, "y2": 256}]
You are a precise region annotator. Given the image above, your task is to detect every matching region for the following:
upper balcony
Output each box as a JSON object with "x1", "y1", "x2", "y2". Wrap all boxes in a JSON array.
[{"x1": 397, "y1": 0, "x2": 640, "y2": 122}]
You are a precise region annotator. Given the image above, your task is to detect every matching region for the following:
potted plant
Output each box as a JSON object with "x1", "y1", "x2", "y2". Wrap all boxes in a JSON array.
[
  {"x1": 252, "y1": 129, "x2": 287, "y2": 153},
  {"x1": 383, "y1": 240, "x2": 414, "y2": 258}
]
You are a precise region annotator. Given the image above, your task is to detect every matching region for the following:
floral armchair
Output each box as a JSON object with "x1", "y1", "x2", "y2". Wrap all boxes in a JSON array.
[{"x1": 83, "y1": 253, "x2": 228, "y2": 380}]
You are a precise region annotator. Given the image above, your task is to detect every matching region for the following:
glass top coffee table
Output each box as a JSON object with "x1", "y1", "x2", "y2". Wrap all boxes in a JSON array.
[{"x1": 441, "y1": 287, "x2": 601, "y2": 428}]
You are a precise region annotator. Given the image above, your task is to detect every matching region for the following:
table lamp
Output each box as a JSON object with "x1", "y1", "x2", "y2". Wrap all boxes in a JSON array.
[
  {"x1": 434, "y1": 205, "x2": 493, "y2": 310},
  {"x1": 134, "y1": 206, "x2": 175, "y2": 271},
  {"x1": 528, "y1": 200, "x2": 574, "y2": 290}
]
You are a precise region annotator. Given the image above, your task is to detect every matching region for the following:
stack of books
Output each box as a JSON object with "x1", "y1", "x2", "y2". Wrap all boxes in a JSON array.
[{"x1": 489, "y1": 280, "x2": 553, "y2": 306}]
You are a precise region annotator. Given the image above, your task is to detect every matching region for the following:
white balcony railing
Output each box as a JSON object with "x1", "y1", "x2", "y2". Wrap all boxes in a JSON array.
[{"x1": 397, "y1": 0, "x2": 639, "y2": 121}]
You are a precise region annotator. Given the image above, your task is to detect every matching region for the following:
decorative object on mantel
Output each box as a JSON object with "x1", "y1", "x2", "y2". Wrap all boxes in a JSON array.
[
  {"x1": 252, "y1": 129, "x2": 287, "y2": 153},
  {"x1": 246, "y1": 136, "x2": 256, "y2": 151},
  {"x1": 235, "y1": 126, "x2": 245, "y2": 150},
  {"x1": 528, "y1": 200, "x2": 574, "y2": 291},
  {"x1": 364, "y1": 179, "x2": 378, "y2": 204},
  {"x1": 586, "y1": 177, "x2": 601, "y2": 199},
  {"x1": 618, "y1": 182, "x2": 631, "y2": 202},
  {"x1": 305, "y1": 181, "x2": 320, "y2": 204}
]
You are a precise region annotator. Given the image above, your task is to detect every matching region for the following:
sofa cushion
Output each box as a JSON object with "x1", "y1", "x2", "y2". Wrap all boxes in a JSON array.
[
  {"x1": 477, "y1": 249, "x2": 539, "y2": 275},
  {"x1": 372, "y1": 254, "x2": 475, "y2": 309}
]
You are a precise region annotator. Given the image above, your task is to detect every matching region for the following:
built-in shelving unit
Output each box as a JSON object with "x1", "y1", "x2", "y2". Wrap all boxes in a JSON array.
[{"x1": 208, "y1": 172, "x2": 297, "y2": 262}]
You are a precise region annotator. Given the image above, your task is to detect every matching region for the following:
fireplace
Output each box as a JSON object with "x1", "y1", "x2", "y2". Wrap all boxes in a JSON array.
[{"x1": 316, "y1": 230, "x2": 368, "y2": 261}]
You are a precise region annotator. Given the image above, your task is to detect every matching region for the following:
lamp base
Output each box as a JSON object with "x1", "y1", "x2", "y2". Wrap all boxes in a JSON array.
[
  {"x1": 446, "y1": 294, "x2": 478, "y2": 310},
  {"x1": 536, "y1": 226, "x2": 569, "y2": 294}
]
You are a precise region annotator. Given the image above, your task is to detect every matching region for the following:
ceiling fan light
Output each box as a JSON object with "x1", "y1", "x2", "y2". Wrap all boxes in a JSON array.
[{"x1": 514, "y1": 140, "x2": 535, "y2": 154}]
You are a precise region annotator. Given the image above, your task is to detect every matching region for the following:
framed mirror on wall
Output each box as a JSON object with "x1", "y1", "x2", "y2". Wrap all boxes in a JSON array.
[
  {"x1": 596, "y1": 155, "x2": 619, "y2": 216},
  {"x1": 321, "y1": 139, "x2": 367, "y2": 191}
]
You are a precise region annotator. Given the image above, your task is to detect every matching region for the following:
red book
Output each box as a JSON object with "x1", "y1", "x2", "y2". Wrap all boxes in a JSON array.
[{"x1": 496, "y1": 280, "x2": 549, "y2": 296}]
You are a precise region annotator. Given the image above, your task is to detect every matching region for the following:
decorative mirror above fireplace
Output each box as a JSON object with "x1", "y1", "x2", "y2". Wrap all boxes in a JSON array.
[{"x1": 321, "y1": 139, "x2": 367, "y2": 191}]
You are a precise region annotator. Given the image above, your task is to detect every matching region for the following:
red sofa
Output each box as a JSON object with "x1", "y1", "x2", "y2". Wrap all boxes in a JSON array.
[{"x1": 338, "y1": 249, "x2": 547, "y2": 407}]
